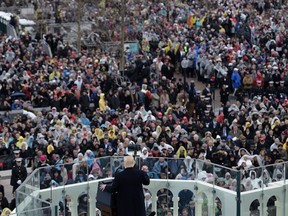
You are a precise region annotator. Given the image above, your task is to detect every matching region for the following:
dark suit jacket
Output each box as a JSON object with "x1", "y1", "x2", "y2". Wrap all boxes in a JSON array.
[{"x1": 106, "y1": 167, "x2": 150, "y2": 216}]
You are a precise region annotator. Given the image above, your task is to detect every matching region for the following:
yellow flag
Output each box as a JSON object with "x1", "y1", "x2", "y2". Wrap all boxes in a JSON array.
[
  {"x1": 174, "y1": 43, "x2": 180, "y2": 55},
  {"x1": 164, "y1": 38, "x2": 173, "y2": 53},
  {"x1": 200, "y1": 13, "x2": 207, "y2": 24}
]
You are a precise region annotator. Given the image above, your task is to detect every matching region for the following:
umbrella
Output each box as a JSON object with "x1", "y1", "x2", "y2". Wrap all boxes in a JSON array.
[{"x1": 10, "y1": 92, "x2": 27, "y2": 98}]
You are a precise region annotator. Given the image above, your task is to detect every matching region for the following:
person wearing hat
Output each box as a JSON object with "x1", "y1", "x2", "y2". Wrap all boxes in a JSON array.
[
  {"x1": 10, "y1": 158, "x2": 27, "y2": 193},
  {"x1": 202, "y1": 110, "x2": 213, "y2": 127},
  {"x1": 252, "y1": 79, "x2": 264, "y2": 98},
  {"x1": 266, "y1": 81, "x2": 275, "y2": 96},
  {"x1": 11, "y1": 149, "x2": 25, "y2": 167},
  {"x1": 220, "y1": 84, "x2": 229, "y2": 106},
  {"x1": 277, "y1": 80, "x2": 287, "y2": 99},
  {"x1": 202, "y1": 83, "x2": 212, "y2": 102}
]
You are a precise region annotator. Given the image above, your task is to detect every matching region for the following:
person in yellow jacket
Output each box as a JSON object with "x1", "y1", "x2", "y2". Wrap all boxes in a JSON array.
[
  {"x1": 94, "y1": 128, "x2": 104, "y2": 141},
  {"x1": 16, "y1": 136, "x2": 25, "y2": 149},
  {"x1": 176, "y1": 146, "x2": 187, "y2": 158},
  {"x1": 108, "y1": 128, "x2": 116, "y2": 139},
  {"x1": 47, "y1": 141, "x2": 55, "y2": 155},
  {"x1": 49, "y1": 69, "x2": 61, "y2": 81},
  {"x1": 283, "y1": 138, "x2": 288, "y2": 151},
  {"x1": 99, "y1": 93, "x2": 106, "y2": 112}
]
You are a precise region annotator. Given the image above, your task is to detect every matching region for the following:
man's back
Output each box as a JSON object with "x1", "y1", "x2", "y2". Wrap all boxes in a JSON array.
[{"x1": 112, "y1": 167, "x2": 150, "y2": 216}]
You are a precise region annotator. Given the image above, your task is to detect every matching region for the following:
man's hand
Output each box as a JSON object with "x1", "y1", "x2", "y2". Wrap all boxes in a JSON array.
[
  {"x1": 141, "y1": 165, "x2": 149, "y2": 173},
  {"x1": 99, "y1": 183, "x2": 106, "y2": 191}
]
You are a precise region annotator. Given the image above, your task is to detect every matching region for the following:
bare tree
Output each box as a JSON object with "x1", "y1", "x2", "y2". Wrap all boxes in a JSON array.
[{"x1": 74, "y1": 0, "x2": 94, "y2": 51}]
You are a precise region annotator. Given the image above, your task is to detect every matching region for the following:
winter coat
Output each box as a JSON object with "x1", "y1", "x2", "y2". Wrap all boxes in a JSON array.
[
  {"x1": 243, "y1": 74, "x2": 254, "y2": 89},
  {"x1": 231, "y1": 71, "x2": 242, "y2": 89},
  {"x1": 99, "y1": 93, "x2": 106, "y2": 111},
  {"x1": 105, "y1": 167, "x2": 150, "y2": 216}
]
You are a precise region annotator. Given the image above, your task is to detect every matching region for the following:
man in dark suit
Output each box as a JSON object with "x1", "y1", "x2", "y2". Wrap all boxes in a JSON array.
[
  {"x1": 10, "y1": 158, "x2": 27, "y2": 193},
  {"x1": 206, "y1": 139, "x2": 217, "y2": 160},
  {"x1": 100, "y1": 156, "x2": 150, "y2": 216}
]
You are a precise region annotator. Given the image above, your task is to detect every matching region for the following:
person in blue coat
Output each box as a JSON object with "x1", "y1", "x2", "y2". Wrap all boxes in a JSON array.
[
  {"x1": 231, "y1": 68, "x2": 242, "y2": 95},
  {"x1": 100, "y1": 156, "x2": 150, "y2": 216}
]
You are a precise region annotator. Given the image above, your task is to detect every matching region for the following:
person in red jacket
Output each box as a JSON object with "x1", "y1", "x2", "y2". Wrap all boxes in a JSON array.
[{"x1": 253, "y1": 71, "x2": 264, "y2": 87}]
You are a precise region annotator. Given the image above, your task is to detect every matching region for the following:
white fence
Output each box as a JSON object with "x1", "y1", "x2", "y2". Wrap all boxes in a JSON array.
[
  {"x1": 37, "y1": 178, "x2": 288, "y2": 216},
  {"x1": 39, "y1": 178, "x2": 236, "y2": 216}
]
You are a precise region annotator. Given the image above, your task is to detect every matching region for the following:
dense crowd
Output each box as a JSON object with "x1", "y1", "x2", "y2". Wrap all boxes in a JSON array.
[{"x1": 0, "y1": 0, "x2": 287, "y2": 215}]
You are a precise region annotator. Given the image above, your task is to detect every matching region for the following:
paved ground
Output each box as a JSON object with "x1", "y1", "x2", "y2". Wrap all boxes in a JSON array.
[
  {"x1": 1, "y1": 169, "x2": 16, "y2": 202},
  {"x1": 177, "y1": 75, "x2": 222, "y2": 112}
]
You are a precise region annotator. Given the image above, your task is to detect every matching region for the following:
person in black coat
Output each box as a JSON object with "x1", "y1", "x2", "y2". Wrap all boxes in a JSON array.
[
  {"x1": 10, "y1": 158, "x2": 28, "y2": 193},
  {"x1": 100, "y1": 156, "x2": 150, "y2": 216},
  {"x1": 220, "y1": 84, "x2": 229, "y2": 106},
  {"x1": 0, "y1": 184, "x2": 5, "y2": 198},
  {"x1": 0, "y1": 191, "x2": 9, "y2": 211},
  {"x1": 80, "y1": 90, "x2": 90, "y2": 112}
]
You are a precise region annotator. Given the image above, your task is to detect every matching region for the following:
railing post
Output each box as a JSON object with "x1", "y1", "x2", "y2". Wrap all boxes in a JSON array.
[
  {"x1": 195, "y1": 197, "x2": 203, "y2": 216},
  {"x1": 88, "y1": 181, "x2": 97, "y2": 216},
  {"x1": 172, "y1": 195, "x2": 179, "y2": 216},
  {"x1": 69, "y1": 200, "x2": 78, "y2": 216},
  {"x1": 275, "y1": 199, "x2": 282, "y2": 216},
  {"x1": 151, "y1": 195, "x2": 158, "y2": 214},
  {"x1": 236, "y1": 171, "x2": 241, "y2": 216},
  {"x1": 280, "y1": 185, "x2": 287, "y2": 216},
  {"x1": 89, "y1": 194, "x2": 97, "y2": 215},
  {"x1": 207, "y1": 194, "x2": 215, "y2": 216}
]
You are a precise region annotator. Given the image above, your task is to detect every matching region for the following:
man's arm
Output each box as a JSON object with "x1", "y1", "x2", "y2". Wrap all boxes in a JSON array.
[
  {"x1": 101, "y1": 173, "x2": 120, "y2": 193},
  {"x1": 141, "y1": 165, "x2": 150, "y2": 185}
]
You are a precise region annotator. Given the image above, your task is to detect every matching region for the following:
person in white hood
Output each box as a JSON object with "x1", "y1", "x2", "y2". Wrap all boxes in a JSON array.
[
  {"x1": 225, "y1": 172, "x2": 233, "y2": 187},
  {"x1": 74, "y1": 75, "x2": 83, "y2": 90},
  {"x1": 237, "y1": 155, "x2": 253, "y2": 170},
  {"x1": 272, "y1": 167, "x2": 284, "y2": 181},
  {"x1": 262, "y1": 169, "x2": 272, "y2": 187},
  {"x1": 247, "y1": 170, "x2": 261, "y2": 189},
  {"x1": 140, "y1": 147, "x2": 149, "y2": 160}
]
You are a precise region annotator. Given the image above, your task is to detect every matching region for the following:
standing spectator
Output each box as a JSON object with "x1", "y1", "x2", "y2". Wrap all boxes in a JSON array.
[
  {"x1": 220, "y1": 84, "x2": 229, "y2": 106},
  {"x1": 10, "y1": 158, "x2": 27, "y2": 193},
  {"x1": 231, "y1": 68, "x2": 242, "y2": 96}
]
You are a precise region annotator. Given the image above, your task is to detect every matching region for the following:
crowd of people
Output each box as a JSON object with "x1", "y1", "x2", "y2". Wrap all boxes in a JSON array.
[{"x1": 0, "y1": 0, "x2": 287, "y2": 215}]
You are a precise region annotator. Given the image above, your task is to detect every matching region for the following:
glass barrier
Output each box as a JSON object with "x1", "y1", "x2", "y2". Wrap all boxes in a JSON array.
[
  {"x1": 16, "y1": 168, "x2": 41, "y2": 205},
  {"x1": 16, "y1": 190, "x2": 57, "y2": 216},
  {"x1": 17, "y1": 206, "x2": 56, "y2": 216},
  {"x1": 262, "y1": 163, "x2": 279, "y2": 216},
  {"x1": 245, "y1": 161, "x2": 286, "y2": 191},
  {"x1": 135, "y1": 156, "x2": 242, "y2": 215},
  {"x1": 16, "y1": 155, "x2": 288, "y2": 216}
]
